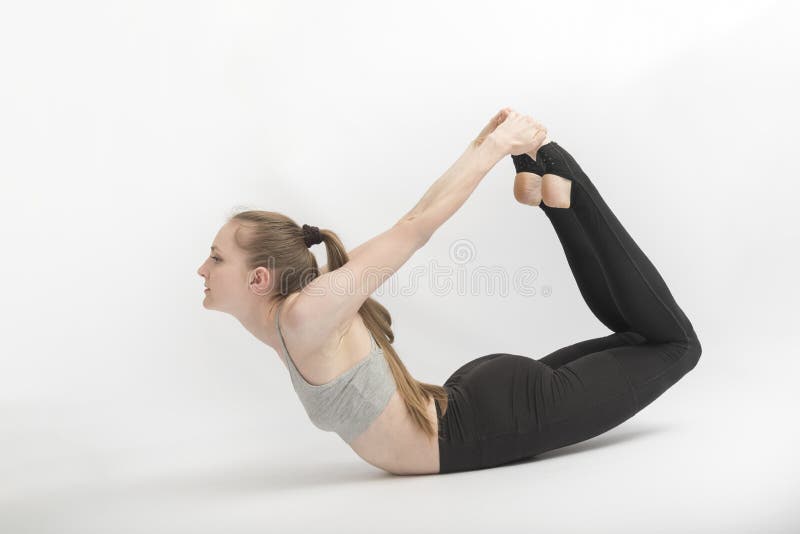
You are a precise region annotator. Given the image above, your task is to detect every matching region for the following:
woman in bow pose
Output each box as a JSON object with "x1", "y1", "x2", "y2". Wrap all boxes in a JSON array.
[{"x1": 197, "y1": 108, "x2": 701, "y2": 475}]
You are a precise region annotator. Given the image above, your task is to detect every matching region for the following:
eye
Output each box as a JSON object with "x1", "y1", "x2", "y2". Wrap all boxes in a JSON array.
[{"x1": 210, "y1": 256, "x2": 221, "y2": 263}]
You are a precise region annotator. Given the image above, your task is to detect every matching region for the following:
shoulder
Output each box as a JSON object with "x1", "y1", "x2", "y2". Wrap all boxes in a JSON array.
[
  {"x1": 292, "y1": 221, "x2": 423, "y2": 343},
  {"x1": 278, "y1": 292, "x2": 355, "y2": 358}
]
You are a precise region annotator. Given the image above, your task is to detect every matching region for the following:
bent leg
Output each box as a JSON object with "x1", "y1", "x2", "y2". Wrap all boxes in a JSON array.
[
  {"x1": 522, "y1": 339, "x2": 698, "y2": 461},
  {"x1": 538, "y1": 141, "x2": 700, "y2": 346},
  {"x1": 439, "y1": 143, "x2": 703, "y2": 473},
  {"x1": 480, "y1": 143, "x2": 703, "y2": 468},
  {"x1": 442, "y1": 340, "x2": 700, "y2": 472}
]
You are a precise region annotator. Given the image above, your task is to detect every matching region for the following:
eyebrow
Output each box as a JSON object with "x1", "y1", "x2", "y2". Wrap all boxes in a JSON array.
[{"x1": 210, "y1": 245, "x2": 223, "y2": 253}]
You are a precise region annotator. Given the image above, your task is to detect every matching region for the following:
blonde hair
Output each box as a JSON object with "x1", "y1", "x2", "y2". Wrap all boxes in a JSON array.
[{"x1": 229, "y1": 209, "x2": 449, "y2": 439}]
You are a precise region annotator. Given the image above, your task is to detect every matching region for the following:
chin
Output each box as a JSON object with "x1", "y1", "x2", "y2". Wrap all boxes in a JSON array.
[{"x1": 202, "y1": 297, "x2": 227, "y2": 314}]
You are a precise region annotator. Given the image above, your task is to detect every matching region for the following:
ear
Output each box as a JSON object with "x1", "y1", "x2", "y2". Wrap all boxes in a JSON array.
[{"x1": 249, "y1": 266, "x2": 274, "y2": 296}]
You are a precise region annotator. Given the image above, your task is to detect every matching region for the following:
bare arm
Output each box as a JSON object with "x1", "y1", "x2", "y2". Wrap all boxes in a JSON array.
[
  {"x1": 319, "y1": 108, "x2": 541, "y2": 270},
  {"x1": 319, "y1": 243, "x2": 367, "y2": 274},
  {"x1": 401, "y1": 135, "x2": 507, "y2": 244},
  {"x1": 317, "y1": 136, "x2": 505, "y2": 275}
]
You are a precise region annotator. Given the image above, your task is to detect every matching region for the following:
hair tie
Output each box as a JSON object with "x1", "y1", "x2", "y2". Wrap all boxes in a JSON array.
[{"x1": 302, "y1": 224, "x2": 323, "y2": 248}]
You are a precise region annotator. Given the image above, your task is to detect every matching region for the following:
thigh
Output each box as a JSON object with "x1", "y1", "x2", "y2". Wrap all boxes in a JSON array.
[
  {"x1": 537, "y1": 330, "x2": 646, "y2": 370},
  {"x1": 506, "y1": 341, "x2": 696, "y2": 460},
  {"x1": 452, "y1": 341, "x2": 653, "y2": 441},
  {"x1": 438, "y1": 341, "x2": 697, "y2": 473},
  {"x1": 445, "y1": 349, "x2": 638, "y2": 471},
  {"x1": 517, "y1": 341, "x2": 697, "y2": 457}
]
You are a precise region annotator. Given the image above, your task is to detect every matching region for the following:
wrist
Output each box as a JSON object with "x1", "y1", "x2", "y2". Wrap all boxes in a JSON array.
[{"x1": 474, "y1": 133, "x2": 507, "y2": 166}]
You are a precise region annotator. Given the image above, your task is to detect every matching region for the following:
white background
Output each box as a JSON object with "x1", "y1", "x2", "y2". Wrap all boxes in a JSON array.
[{"x1": 2, "y1": 0, "x2": 799, "y2": 532}]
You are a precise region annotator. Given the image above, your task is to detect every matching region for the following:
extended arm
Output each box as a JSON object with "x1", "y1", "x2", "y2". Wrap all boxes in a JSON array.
[
  {"x1": 318, "y1": 135, "x2": 507, "y2": 274},
  {"x1": 401, "y1": 136, "x2": 507, "y2": 244},
  {"x1": 292, "y1": 116, "x2": 523, "y2": 339},
  {"x1": 318, "y1": 240, "x2": 371, "y2": 274}
]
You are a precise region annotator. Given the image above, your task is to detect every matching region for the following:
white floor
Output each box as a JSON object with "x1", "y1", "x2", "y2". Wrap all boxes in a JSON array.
[{"x1": 2, "y1": 336, "x2": 798, "y2": 534}]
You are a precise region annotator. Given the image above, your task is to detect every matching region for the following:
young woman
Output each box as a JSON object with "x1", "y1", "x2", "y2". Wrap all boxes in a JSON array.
[{"x1": 196, "y1": 109, "x2": 702, "y2": 476}]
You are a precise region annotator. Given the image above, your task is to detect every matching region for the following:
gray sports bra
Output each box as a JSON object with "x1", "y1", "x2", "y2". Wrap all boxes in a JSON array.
[{"x1": 274, "y1": 299, "x2": 397, "y2": 444}]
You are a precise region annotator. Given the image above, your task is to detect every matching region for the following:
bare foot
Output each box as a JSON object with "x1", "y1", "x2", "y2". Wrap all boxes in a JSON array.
[
  {"x1": 512, "y1": 132, "x2": 554, "y2": 207},
  {"x1": 541, "y1": 173, "x2": 572, "y2": 208},
  {"x1": 514, "y1": 171, "x2": 542, "y2": 206}
]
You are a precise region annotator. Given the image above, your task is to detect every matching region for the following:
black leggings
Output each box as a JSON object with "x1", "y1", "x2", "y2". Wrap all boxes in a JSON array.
[{"x1": 435, "y1": 141, "x2": 702, "y2": 474}]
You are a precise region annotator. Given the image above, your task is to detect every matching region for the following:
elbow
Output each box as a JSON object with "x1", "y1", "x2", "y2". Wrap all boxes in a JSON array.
[{"x1": 398, "y1": 216, "x2": 432, "y2": 249}]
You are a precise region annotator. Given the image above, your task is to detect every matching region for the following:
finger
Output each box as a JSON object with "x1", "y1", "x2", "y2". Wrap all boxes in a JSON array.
[
  {"x1": 476, "y1": 119, "x2": 497, "y2": 139},
  {"x1": 498, "y1": 107, "x2": 516, "y2": 123},
  {"x1": 477, "y1": 109, "x2": 507, "y2": 138}
]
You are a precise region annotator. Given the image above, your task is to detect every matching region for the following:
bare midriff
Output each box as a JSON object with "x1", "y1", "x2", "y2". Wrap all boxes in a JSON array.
[{"x1": 347, "y1": 390, "x2": 440, "y2": 475}]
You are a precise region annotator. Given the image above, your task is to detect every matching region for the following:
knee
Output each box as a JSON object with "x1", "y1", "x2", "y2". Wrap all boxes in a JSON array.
[{"x1": 683, "y1": 332, "x2": 702, "y2": 373}]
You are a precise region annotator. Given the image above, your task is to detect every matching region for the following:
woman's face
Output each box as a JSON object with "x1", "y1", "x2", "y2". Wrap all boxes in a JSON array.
[{"x1": 197, "y1": 222, "x2": 252, "y2": 312}]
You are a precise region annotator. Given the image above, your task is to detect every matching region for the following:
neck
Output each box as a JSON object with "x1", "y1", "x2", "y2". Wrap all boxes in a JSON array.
[{"x1": 235, "y1": 296, "x2": 283, "y2": 351}]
